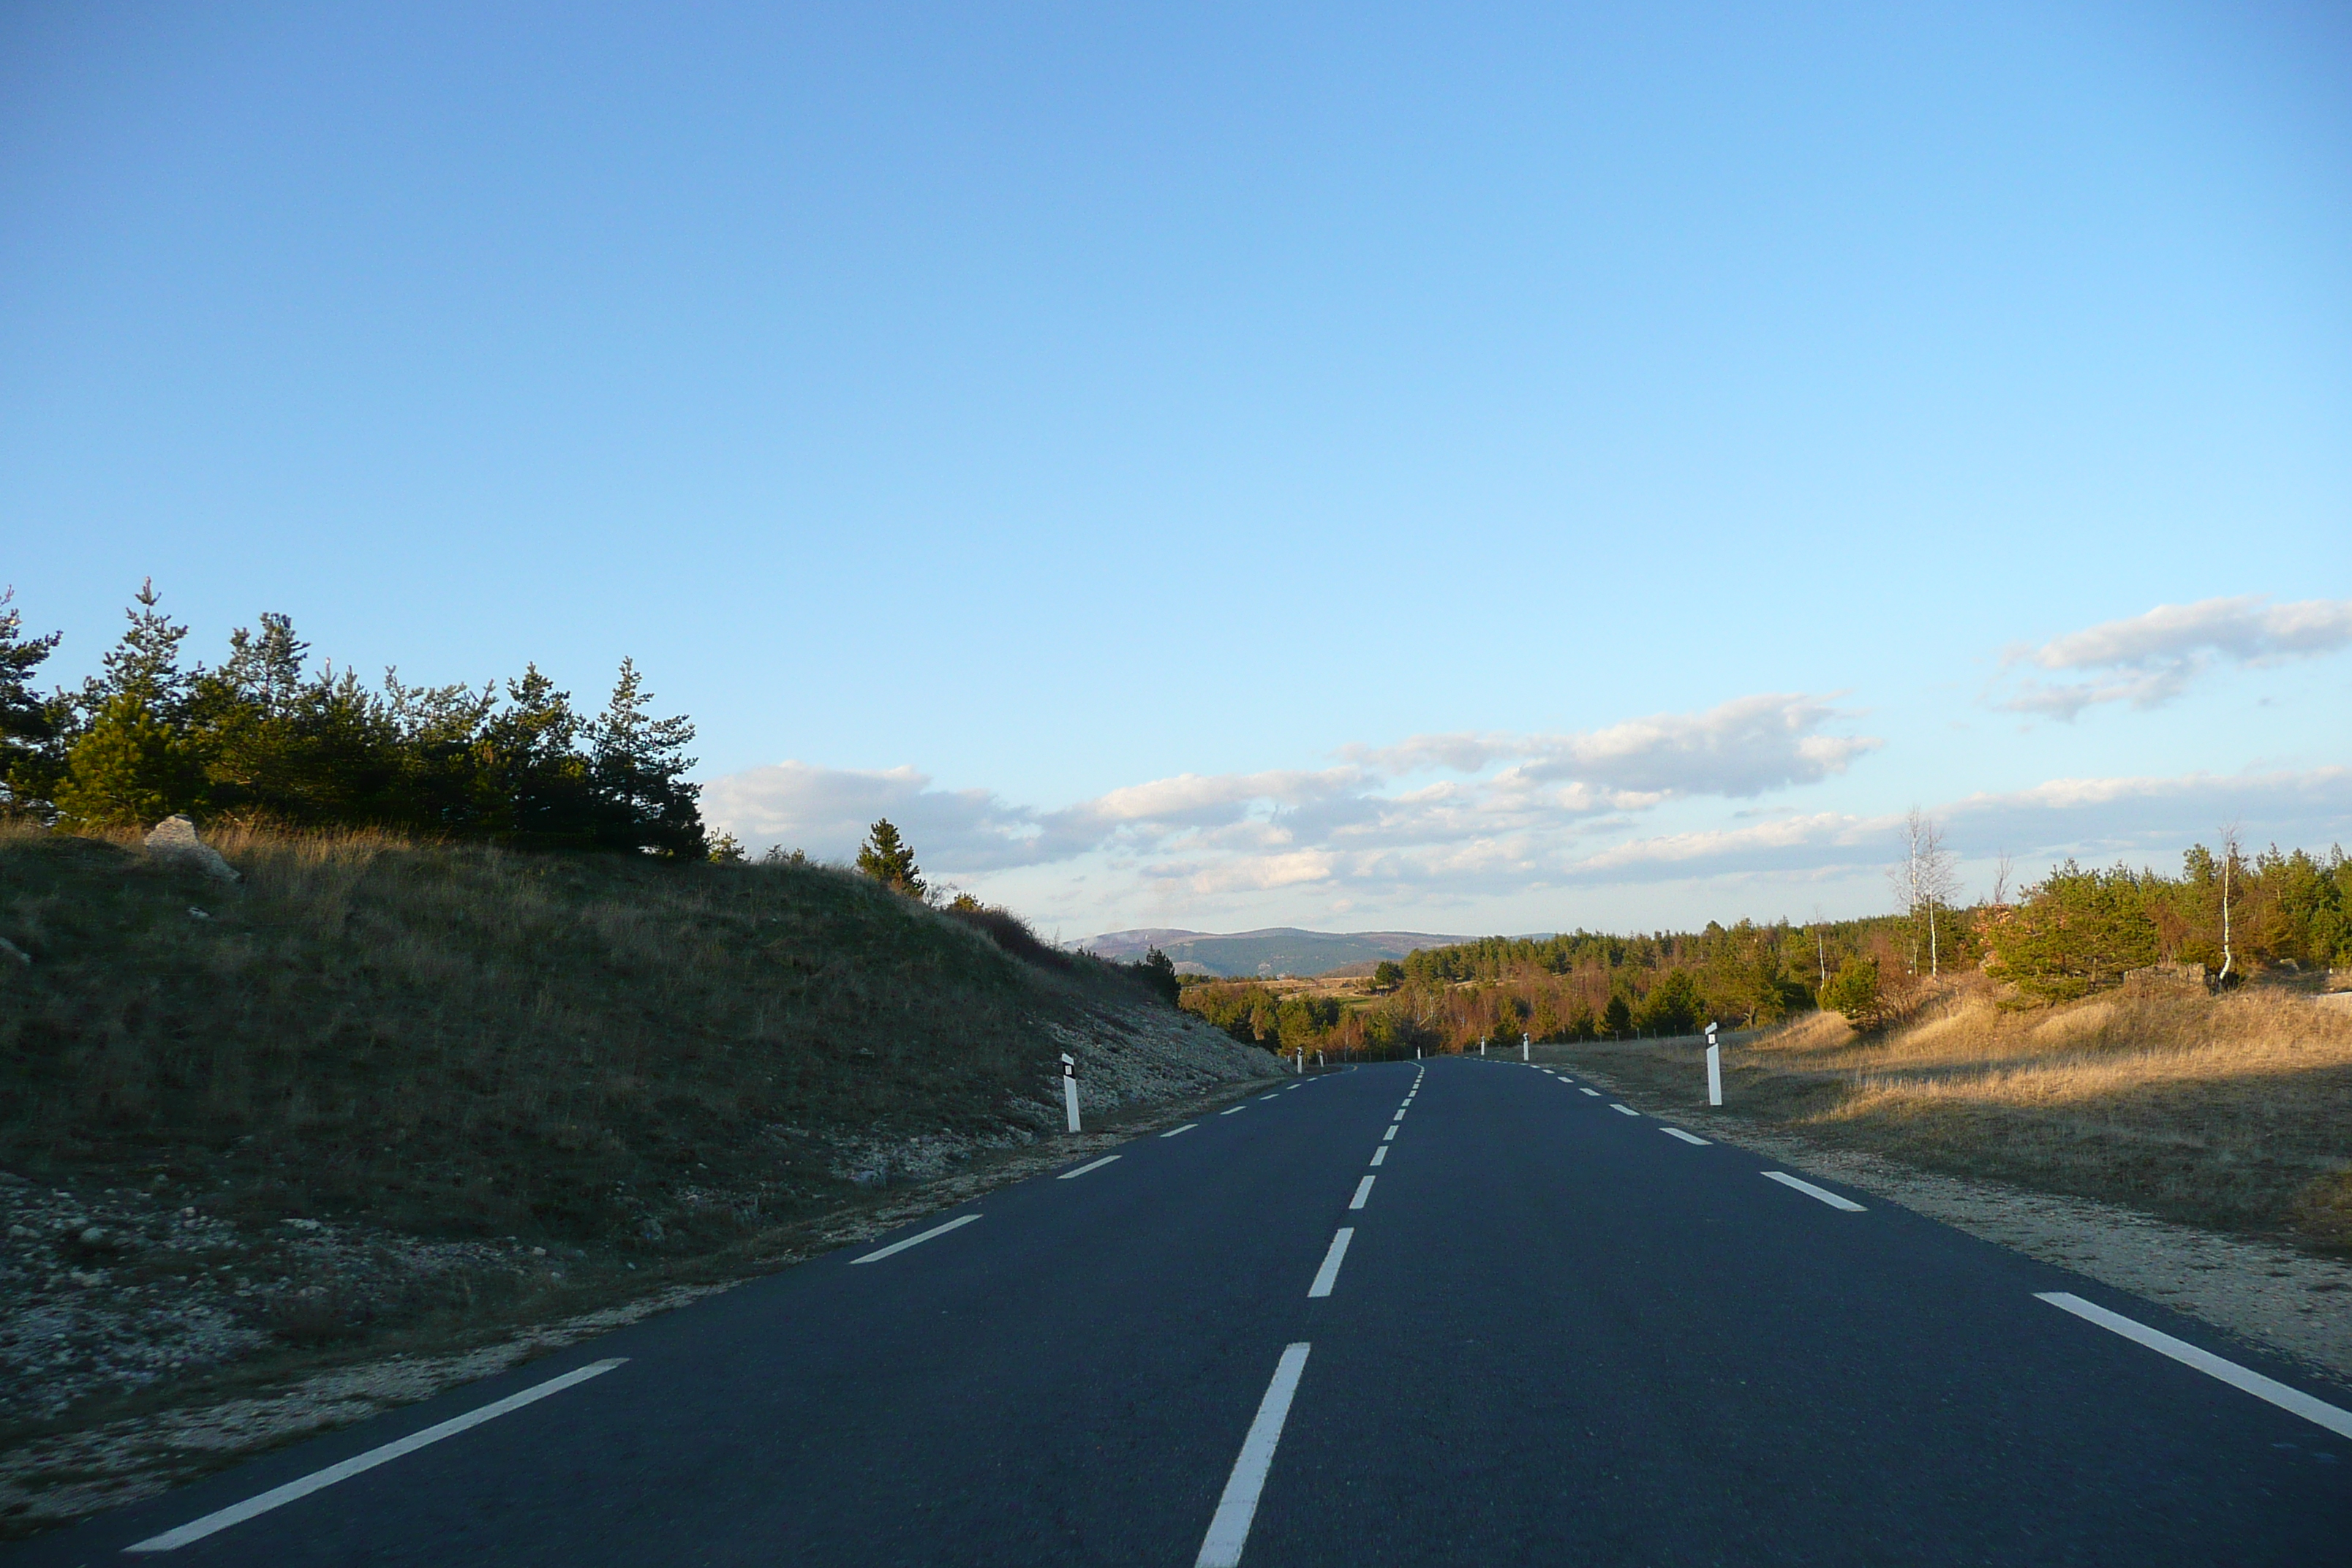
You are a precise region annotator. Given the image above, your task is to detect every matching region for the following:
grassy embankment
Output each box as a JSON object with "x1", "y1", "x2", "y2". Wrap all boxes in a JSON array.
[
  {"x1": 1548, "y1": 983, "x2": 2352, "y2": 1255},
  {"x1": 0, "y1": 823, "x2": 1235, "y2": 1342}
]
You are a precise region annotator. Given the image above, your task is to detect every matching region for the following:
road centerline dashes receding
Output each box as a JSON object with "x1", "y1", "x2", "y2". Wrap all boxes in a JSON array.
[
  {"x1": 1368, "y1": 1145, "x2": 1387, "y2": 1166},
  {"x1": 1307, "y1": 1229, "x2": 1354, "y2": 1297},
  {"x1": 1382, "y1": 1126, "x2": 1398, "y2": 1142},
  {"x1": 1349, "y1": 1175, "x2": 1375, "y2": 1210},
  {"x1": 1761, "y1": 1171, "x2": 1866, "y2": 1211},
  {"x1": 1194, "y1": 1343, "x2": 1311, "y2": 1568},
  {"x1": 123, "y1": 1359, "x2": 628, "y2": 1553}
]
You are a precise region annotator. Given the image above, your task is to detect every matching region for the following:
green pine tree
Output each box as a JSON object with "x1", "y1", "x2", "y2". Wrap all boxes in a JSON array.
[
  {"x1": 587, "y1": 658, "x2": 704, "y2": 856},
  {"x1": 0, "y1": 588, "x2": 65, "y2": 816},
  {"x1": 80, "y1": 578, "x2": 193, "y2": 720},
  {"x1": 1820, "y1": 957, "x2": 1881, "y2": 1024},
  {"x1": 856, "y1": 818, "x2": 924, "y2": 897},
  {"x1": 53, "y1": 690, "x2": 204, "y2": 829},
  {"x1": 1599, "y1": 993, "x2": 1633, "y2": 1039}
]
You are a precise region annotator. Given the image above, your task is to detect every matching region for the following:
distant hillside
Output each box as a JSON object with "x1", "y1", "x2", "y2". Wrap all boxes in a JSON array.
[{"x1": 1079, "y1": 927, "x2": 1470, "y2": 978}]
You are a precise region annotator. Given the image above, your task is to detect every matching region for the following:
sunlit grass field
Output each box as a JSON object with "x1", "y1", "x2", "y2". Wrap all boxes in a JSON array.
[{"x1": 1555, "y1": 982, "x2": 2352, "y2": 1255}]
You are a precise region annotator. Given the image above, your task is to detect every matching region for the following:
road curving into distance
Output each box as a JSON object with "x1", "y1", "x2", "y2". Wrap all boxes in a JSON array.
[{"x1": 10, "y1": 1058, "x2": 2347, "y2": 1566}]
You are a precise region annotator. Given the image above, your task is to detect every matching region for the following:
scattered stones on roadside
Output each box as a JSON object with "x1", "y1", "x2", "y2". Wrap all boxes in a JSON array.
[{"x1": 0, "y1": 1177, "x2": 567, "y2": 1430}]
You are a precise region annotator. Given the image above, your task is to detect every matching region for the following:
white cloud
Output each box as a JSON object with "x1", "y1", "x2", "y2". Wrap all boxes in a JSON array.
[
  {"x1": 1997, "y1": 595, "x2": 2352, "y2": 720},
  {"x1": 1532, "y1": 766, "x2": 2351, "y2": 890},
  {"x1": 1344, "y1": 693, "x2": 1881, "y2": 798},
  {"x1": 701, "y1": 687, "x2": 2345, "y2": 929},
  {"x1": 702, "y1": 692, "x2": 1879, "y2": 884}
]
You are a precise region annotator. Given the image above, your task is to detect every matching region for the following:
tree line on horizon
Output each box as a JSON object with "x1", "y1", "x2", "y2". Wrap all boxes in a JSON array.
[
  {"x1": 0, "y1": 584, "x2": 706, "y2": 855},
  {"x1": 1176, "y1": 836, "x2": 2352, "y2": 1060}
]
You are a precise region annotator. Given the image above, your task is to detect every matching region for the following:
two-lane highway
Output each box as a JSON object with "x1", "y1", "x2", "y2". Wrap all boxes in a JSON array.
[{"x1": 11, "y1": 1059, "x2": 2347, "y2": 1566}]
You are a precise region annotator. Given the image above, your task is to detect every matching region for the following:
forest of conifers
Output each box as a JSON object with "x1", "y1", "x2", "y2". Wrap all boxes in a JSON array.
[
  {"x1": 0, "y1": 584, "x2": 706, "y2": 854},
  {"x1": 1179, "y1": 842, "x2": 2352, "y2": 1060}
]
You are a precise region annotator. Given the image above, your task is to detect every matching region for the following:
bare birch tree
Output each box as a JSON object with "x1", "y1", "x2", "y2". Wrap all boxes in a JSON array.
[
  {"x1": 2216, "y1": 822, "x2": 2241, "y2": 985},
  {"x1": 1889, "y1": 809, "x2": 1962, "y2": 979}
]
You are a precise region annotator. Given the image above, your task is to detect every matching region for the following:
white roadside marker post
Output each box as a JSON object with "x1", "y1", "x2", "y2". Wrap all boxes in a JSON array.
[
  {"x1": 1522, "y1": 1031, "x2": 1529, "y2": 1062},
  {"x1": 1704, "y1": 1022, "x2": 1722, "y2": 1108},
  {"x1": 1061, "y1": 1052, "x2": 1082, "y2": 1133},
  {"x1": 1479, "y1": 1036, "x2": 1486, "y2": 1057}
]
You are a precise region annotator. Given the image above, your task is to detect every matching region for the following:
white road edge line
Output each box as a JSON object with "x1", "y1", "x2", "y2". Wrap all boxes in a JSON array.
[
  {"x1": 1194, "y1": 1342, "x2": 1311, "y2": 1568},
  {"x1": 1161, "y1": 1123, "x2": 1199, "y2": 1138},
  {"x1": 1579, "y1": 1088, "x2": 1600, "y2": 1097},
  {"x1": 2035, "y1": 1292, "x2": 2352, "y2": 1439},
  {"x1": 1307, "y1": 1228, "x2": 1354, "y2": 1297},
  {"x1": 850, "y1": 1213, "x2": 984, "y2": 1263},
  {"x1": 1659, "y1": 1128, "x2": 1710, "y2": 1146},
  {"x1": 1761, "y1": 1171, "x2": 1866, "y2": 1211},
  {"x1": 1349, "y1": 1175, "x2": 1375, "y2": 1210},
  {"x1": 123, "y1": 1359, "x2": 627, "y2": 1553},
  {"x1": 1369, "y1": 1146, "x2": 1388, "y2": 1166},
  {"x1": 1609, "y1": 1104, "x2": 1640, "y2": 1117},
  {"x1": 1221, "y1": 1106, "x2": 1248, "y2": 1115},
  {"x1": 1058, "y1": 1155, "x2": 1122, "y2": 1180},
  {"x1": 1259, "y1": 1093, "x2": 1282, "y2": 1101}
]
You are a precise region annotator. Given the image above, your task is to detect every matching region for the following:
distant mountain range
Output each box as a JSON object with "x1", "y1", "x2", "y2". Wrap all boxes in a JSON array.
[{"x1": 1076, "y1": 927, "x2": 1473, "y2": 979}]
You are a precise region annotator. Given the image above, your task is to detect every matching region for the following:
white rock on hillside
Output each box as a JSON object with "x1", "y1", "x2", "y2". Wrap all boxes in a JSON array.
[{"x1": 142, "y1": 815, "x2": 240, "y2": 883}]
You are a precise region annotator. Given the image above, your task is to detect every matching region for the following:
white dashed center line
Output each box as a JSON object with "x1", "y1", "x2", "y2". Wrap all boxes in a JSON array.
[
  {"x1": 1381, "y1": 1126, "x2": 1398, "y2": 1142},
  {"x1": 1307, "y1": 1228, "x2": 1354, "y2": 1297},
  {"x1": 1659, "y1": 1128, "x2": 1710, "y2": 1146},
  {"x1": 1349, "y1": 1175, "x2": 1375, "y2": 1210},
  {"x1": 1058, "y1": 1155, "x2": 1122, "y2": 1179},
  {"x1": 1762, "y1": 1171, "x2": 1866, "y2": 1210},
  {"x1": 1194, "y1": 1343, "x2": 1311, "y2": 1568},
  {"x1": 1369, "y1": 1145, "x2": 1387, "y2": 1166},
  {"x1": 1392, "y1": 1110, "x2": 1406, "y2": 1122}
]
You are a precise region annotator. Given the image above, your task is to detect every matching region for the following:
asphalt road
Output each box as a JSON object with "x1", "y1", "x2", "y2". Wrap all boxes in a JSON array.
[{"x1": 11, "y1": 1058, "x2": 2348, "y2": 1565}]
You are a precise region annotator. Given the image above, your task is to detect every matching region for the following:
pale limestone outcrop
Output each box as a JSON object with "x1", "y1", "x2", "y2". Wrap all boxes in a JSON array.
[{"x1": 142, "y1": 815, "x2": 239, "y2": 882}]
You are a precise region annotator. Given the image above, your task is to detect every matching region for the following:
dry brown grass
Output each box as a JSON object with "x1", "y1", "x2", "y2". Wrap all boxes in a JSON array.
[{"x1": 1548, "y1": 981, "x2": 2352, "y2": 1256}]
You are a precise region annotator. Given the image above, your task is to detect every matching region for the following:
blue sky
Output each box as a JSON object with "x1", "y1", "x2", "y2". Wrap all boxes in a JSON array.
[{"x1": 5, "y1": 2, "x2": 2348, "y2": 938}]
